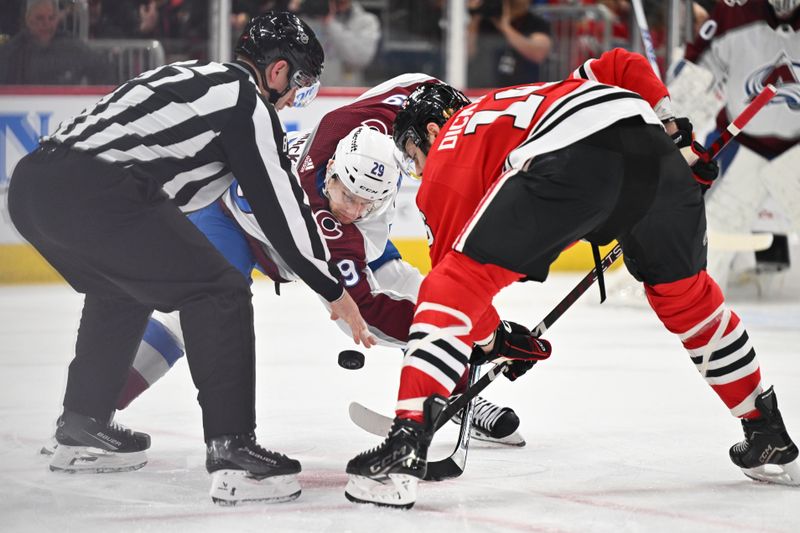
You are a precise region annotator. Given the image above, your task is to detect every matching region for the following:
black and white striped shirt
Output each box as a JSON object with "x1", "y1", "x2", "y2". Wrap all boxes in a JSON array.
[{"x1": 46, "y1": 59, "x2": 343, "y2": 301}]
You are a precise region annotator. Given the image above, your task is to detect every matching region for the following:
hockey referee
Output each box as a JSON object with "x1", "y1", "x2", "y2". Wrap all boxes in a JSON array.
[{"x1": 7, "y1": 11, "x2": 374, "y2": 504}]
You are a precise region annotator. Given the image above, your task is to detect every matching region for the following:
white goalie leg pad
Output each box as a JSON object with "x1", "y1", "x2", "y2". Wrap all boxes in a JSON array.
[
  {"x1": 49, "y1": 445, "x2": 147, "y2": 473},
  {"x1": 761, "y1": 144, "x2": 800, "y2": 232},
  {"x1": 209, "y1": 469, "x2": 301, "y2": 505},
  {"x1": 344, "y1": 474, "x2": 418, "y2": 509},
  {"x1": 740, "y1": 459, "x2": 800, "y2": 487},
  {"x1": 705, "y1": 147, "x2": 770, "y2": 292}
]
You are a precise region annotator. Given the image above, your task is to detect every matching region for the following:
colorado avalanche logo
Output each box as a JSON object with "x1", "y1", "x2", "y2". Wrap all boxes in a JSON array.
[
  {"x1": 745, "y1": 51, "x2": 800, "y2": 110},
  {"x1": 360, "y1": 118, "x2": 389, "y2": 134},
  {"x1": 315, "y1": 209, "x2": 343, "y2": 240}
]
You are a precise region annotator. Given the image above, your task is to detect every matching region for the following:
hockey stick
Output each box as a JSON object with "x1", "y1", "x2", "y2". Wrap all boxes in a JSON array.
[
  {"x1": 685, "y1": 84, "x2": 777, "y2": 165},
  {"x1": 349, "y1": 243, "x2": 625, "y2": 479},
  {"x1": 425, "y1": 364, "x2": 479, "y2": 481},
  {"x1": 631, "y1": 0, "x2": 661, "y2": 80},
  {"x1": 707, "y1": 230, "x2": 773, "y2": 252}
]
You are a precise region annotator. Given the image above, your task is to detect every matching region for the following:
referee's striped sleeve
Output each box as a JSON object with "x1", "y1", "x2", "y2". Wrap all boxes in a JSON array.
[{"x1": 222, "y1": 90, "x2": 343, "y2": 302}]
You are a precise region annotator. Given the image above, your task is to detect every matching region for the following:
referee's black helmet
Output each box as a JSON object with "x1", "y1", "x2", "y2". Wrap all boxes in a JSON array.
[{"x1": 235, "y1": 11, "x2": 324, "y2": 87}]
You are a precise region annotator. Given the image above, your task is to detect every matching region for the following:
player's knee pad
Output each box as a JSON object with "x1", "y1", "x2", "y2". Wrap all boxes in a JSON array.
[{"x1": 645, "y1": 271, "x2": 724, "y2": 333}]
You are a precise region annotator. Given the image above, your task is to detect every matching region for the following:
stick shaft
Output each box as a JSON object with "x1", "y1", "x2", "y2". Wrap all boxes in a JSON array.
[{"x1": 706, "y1": 84, "x2": 777, "y2": 159}]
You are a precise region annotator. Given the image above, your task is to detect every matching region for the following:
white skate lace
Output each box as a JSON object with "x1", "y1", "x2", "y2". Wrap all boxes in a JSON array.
[{"x1": 452, "y1": 395, "x2": 507, "y2": 432}]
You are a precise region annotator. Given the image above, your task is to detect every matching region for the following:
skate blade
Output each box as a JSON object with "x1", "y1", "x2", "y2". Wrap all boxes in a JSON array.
[
  {"x1": 344, "y1": 474, "x2": 417, "y2": 509},
  {"x1": 470, "y1": 428, "x2": 526, "y2": 447},
  {"x1": 39, "y1": 441, "x2": 57, "y2": 457},
  {"x1": 741, "y1": 459, "x2": 800, "y2": 487},
  {"x1": 209, "y1": 469, "x2": 301, "y2": 505},
  {"x1": 49, "y1": 445, "x2": 147, "y2": 474}
]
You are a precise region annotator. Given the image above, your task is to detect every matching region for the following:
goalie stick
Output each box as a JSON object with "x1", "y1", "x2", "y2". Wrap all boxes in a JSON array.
[{"x1": 348, "y1": 84, "x2": 778, "y2": 480}]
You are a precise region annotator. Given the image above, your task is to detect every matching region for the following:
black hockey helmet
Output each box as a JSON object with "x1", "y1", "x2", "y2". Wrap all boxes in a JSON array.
[
  {"x1": 235, "y1": 11, "x2": 324, "y2": 101},
  {"x1": 393, "y1": 82, "x2": 470, "y2": 156}
]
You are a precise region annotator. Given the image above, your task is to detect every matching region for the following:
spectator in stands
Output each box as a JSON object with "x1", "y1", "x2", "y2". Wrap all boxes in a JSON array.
[
  {"x1": 301, "y1": 0, "x2": 381, "y2": 86},
  {"x1": 467, "y1": 0, "x2": 552, "y2": 88},
  {"x1": 87, "y1": 0, "x2": 134, "y2": 39},
  {"x1": 0, "y1": 0, "x2": 113, "y2": 85},
  {"x1": 137, "y1": 0, "x2": 206, "y2": 61},
  {"x1": 0, "y1": 0, "x2": 26, "y2": 42}
]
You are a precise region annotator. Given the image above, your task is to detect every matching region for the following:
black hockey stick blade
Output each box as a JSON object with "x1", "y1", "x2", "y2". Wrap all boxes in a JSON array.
[
  {"x1": 423, "y1": 244, "x2": 625, "y2": 480},
  {"x1": 424, "y1": 364, "x2": 479, "y2": 481}
]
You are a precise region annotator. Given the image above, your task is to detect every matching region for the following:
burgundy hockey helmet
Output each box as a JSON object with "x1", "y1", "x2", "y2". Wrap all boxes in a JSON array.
[
  {"x1": 235, "y1": 11, "x2": 324, "y2": 103},
  {"x1": 393, "y1": 82, "x2": 470, "y2": 156}
]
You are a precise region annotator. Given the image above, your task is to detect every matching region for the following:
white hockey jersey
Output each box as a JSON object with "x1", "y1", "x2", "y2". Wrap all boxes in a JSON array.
[{"x1": 685, "y1": 0, "x2": 799, "y2": 157}]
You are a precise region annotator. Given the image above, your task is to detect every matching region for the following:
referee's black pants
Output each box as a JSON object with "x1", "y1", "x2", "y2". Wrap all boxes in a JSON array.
[{"x1": 8, "y1": 144, "x2": 255, "y2": 440}]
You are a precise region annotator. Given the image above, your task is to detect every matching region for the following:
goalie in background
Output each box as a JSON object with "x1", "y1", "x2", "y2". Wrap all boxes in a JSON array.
[{"x1": 678, "y1": 0, "x2": 800, "y2": 297}]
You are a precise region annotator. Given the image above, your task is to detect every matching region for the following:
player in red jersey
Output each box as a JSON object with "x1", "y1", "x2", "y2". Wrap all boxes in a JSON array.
[{"x1": 344, "y1": 48, "x2": 799, "y2": 509}]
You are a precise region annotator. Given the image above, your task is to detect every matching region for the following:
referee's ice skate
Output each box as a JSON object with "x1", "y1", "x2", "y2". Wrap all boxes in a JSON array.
[
  {"x1": 345, "y1": 395, "x2": 446, "y2": 509},
  {"x1": 49, "y1": 410, "x2": 150, "y2": 473},
  {"x1": 206, "y1": 433, "x2": 302, "y2": 505},
  {"x1": 729, "y1": 386, "x2": 800, "y2": 486}
]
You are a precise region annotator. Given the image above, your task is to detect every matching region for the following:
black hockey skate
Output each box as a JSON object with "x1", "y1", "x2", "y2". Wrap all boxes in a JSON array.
[
  {"x1": 729, "y1": 386, "x2": 800, "y2": 486},
  {"x1": 451, "y1": 395, "x2": 526, "y2": 446},
  {"x1": 206, "y1": 433, "x2": 302, "y2": 505},
  {"x1": 49, "y1": 410, "x2": 150, "y2": 473},
  {"x1": 344, "y1": 394, "x2": 447, "y2": 509}
]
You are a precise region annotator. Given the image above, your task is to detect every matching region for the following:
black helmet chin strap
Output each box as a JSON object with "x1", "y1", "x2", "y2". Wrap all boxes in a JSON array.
[
  {"x1": 267, "y1": 84, "x2": 291, "y2": 104},
  {"x1": 233, "y1": 58, "x2": 292, "y2": 105},
  {"x1": 264, "y1": 63, "x2": 295, "y2": 105}
]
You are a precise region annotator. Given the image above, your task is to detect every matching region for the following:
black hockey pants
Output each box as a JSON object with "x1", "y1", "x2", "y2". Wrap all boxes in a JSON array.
[
  {"x1": 8, "y1": 144, "x2": 255, "y2": 440},
  {"x1": 459, "y1": 117, "x2": 708, "y2": 285}
]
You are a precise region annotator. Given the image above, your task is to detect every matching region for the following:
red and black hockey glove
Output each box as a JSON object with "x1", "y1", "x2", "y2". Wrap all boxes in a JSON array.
[
  {"x1": 471, "y1": 321, "x2": 552, "y2": 382},
  {"x1": 670, "y1": 117, "x2": 719, "y2": 192}
]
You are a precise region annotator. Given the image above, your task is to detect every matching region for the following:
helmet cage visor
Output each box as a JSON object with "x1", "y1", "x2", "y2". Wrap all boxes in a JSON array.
[
  {"x1": 394, "y1": 125, "x2": 427, "y2": 157},
  {"x1": 292, "y1": 79, "x2": 320, "y2": 107},
  {"x1": 324, "y1": 169, "x2": 384, "y2": 221}
]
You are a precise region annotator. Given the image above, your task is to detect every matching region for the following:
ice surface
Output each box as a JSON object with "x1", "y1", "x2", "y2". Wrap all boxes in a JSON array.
[{"x1": 1, "y1": 276, "x2": 799, "y2": 533}]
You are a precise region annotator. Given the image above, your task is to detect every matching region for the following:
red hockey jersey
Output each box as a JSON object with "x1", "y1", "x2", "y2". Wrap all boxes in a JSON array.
[{"x1": 417, "y1": 48, "x2": 669, "y2": 339}]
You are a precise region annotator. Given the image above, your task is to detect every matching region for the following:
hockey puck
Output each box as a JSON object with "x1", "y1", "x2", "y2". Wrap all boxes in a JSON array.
[{"x1": 338, "y1": 350, "x2": 365, "y2": 370}]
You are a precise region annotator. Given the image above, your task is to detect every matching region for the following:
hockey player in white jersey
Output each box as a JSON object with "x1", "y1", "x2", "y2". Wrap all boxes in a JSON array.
[{"x1": 679, "y1": 0, "x2": 800, "y2": 294}]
